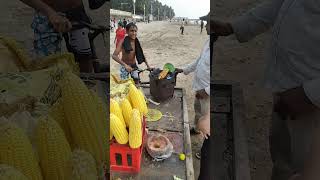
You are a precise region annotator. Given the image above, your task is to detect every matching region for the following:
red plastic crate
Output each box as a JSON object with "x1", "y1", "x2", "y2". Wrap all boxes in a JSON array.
[{"x1": 110, "y1": 117, "x2": 146, "y2": 173}]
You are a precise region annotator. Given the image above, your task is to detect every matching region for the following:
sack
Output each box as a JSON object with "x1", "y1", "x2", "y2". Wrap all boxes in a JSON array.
[{"x1": 88, "y1": 0, "x2": 107, "y2": 9}]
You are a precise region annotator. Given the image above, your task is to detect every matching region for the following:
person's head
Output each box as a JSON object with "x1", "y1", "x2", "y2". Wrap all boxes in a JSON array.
[
  {"x1": 118, "y1": 22, "x2": 123, "y2": 28},
  {"x1": 123, "y1": 18, "x2": 126, "y2": 21},
  {"x1": 126, "y1": 22, "x2": 138, "y2": 39}
]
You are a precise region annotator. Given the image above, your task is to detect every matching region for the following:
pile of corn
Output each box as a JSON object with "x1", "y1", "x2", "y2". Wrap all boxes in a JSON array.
[
  {"x1": 0, "y1": 71, "x2": 108, "y2": 180},
  {"x1": 110, "y1": 77, "x2": 148, "y2": 149}
]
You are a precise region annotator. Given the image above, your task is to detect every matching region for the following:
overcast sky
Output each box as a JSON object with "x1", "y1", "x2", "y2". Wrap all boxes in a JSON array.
[{"x1": 158, "y1": 0, "x2": 210, "y2": 19}]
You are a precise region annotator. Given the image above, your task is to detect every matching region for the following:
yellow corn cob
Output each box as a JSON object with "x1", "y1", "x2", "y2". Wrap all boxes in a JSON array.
[
  {"x1": 129, "y1": 109, "x2": 143, "y2": 148},
  {"x1": 137, "y1": 88, "x2": 148, "y2": 115},
  {"x1": 110, "y1": 113, "x2": 128, "y2": 144},
  {"x1": 70, "y1": 149, "x2": 97, "y2": 180},
  {"x1": 0, "y1": 164, "x2": 28, "y2": 180},
  {"x1": 110, "y1": 98, "x2": 125, "y2": 127},
  {"x1": 35, "y1": 116, "x2": 72, "y2": 180},
  {"x1": 49, "y1": 99, "x2": 73, "y2": 146},
  {"x1": 120, "y1": 98, "x2": 133, "y2": 127},
  {"x1": 0, "y1": 121, "x2": 42, "y2": 180},
  {"x1": 129, "y1": 84, "x2": 148, "y2": 116},
  {"x1": 159, "y1": 69, "x2": 169, "y2": 79},
  {"x1": 60, "y1": 72, "x2": 106, "y2": 166}
]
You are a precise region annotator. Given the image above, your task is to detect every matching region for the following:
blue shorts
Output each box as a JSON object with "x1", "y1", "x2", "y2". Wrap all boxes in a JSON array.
[
  {"x1": 31, "y1": 12, "x2": 62, "y2": 57},
  {"x1": 120, "y1": 64, "x2": 139, "y2": 81},
  {"x1": 31, "y1": 10, "x2": 96, "y2": 60}
]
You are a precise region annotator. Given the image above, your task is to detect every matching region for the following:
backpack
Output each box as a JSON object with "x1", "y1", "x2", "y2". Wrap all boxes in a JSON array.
[{"x1": 88, "y1": 0, "x2": 107, "y2": 10}]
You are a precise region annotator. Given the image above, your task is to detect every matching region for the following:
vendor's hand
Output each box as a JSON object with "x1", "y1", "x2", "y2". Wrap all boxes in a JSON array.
[
  {"x1": 175, "y1": 68, "x2": 183, "y2": 73},
  {"x1": 211, "y1": 20, "x2": 234, "y2": 36},
  {"x1": 48, "y1": 12, "x2": 72, "y2": 33},
  {"x1": 197, "y1": 114, "x2": 210, "y2": 139},
  {"x1": 196, "y1": 89, "x2": 209, "y2": 99},
  {"x1": 124, "y1": 65, "x2": 133, "y2": 72},
  {"x1": 274, "y1": 86, "x2": 318, "y2": 119}
]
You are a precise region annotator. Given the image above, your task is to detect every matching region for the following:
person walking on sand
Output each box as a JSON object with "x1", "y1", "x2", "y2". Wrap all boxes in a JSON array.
[
  {"x1": 114, "y1": 22, "x2": 126, "y2": 48},
  {"x1": 176, "y1": 12, "x2": 211, "y2": 160},
  {"x1": 180, "y1": 18, "x2": 185, "y2": 35},
  {"x1": 123, "y1": 18, "x2": 127, "y2": 28},
  {"x1": 112, "y1": 23, "x2": 152, "y2": 84},
  {"x1": 213, "y1": 0, "x2": 320, "y2": 179},
  {"x1": 200, "y1": 20, "x2": 204, "y2": 34}
]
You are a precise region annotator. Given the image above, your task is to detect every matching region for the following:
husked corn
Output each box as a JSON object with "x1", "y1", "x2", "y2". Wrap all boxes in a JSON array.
[{"x1": 0, "y1": 121, "x2": 42, "y2": 180}]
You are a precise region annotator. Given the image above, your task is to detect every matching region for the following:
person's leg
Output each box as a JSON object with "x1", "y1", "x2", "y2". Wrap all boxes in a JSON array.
[
  {"x1": 198, "y1": 136, "x2": 212, "y2": 180},
  {"x1": 287, "y1": 110, "x2": 320, "y2": 173},
  {"x1": 270, "y1": 111, "x2": 293, "y2": 180},
  {"x1": 193, "y1": 97, "x2": 202, "y2": 133}
]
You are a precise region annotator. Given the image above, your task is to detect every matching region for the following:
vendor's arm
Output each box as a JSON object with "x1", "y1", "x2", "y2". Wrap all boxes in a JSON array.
[
  {"x1": 215, "y1": 0, "x2": 284, "y2": 42},
  {"x1": 19, "y1": 0, "x2": 71, "y2": 32},
  {"x1": 182, "y1": 57, "x2": 200, "y2": 75},
  {"x1": 112, "y1": 40, "x2": 133, "y2": 72}
]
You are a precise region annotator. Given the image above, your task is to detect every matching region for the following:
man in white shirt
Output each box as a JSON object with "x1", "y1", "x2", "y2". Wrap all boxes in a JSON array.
[
  {"x1": 212, "y1": 0, "x2": 320, "y2": 179},
  {"x1": 176, "y1": 13, "x2": 210, "y2": 160}
]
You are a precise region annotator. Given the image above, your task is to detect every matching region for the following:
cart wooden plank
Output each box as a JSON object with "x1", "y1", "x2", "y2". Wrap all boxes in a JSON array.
[
  {"x1": 210, "y1": 80, "x2": 251, "y2": 180},
  {"x1": 111, "y1": 87, "x2": 194, "y2": 180}
]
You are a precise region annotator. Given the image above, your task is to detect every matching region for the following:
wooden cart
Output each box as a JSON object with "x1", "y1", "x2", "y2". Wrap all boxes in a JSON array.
[
  {"x1": 211, "y1": 80, "x2": 251, "y2": 180},
  {"x1": 111, "y1": 86, "x2": 194, "y2": 180}
]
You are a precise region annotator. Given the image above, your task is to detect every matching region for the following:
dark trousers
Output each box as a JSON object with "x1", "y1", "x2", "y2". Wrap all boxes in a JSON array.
[{"x1": 198, "y1": 136, "x2": 213, "y2": 180}]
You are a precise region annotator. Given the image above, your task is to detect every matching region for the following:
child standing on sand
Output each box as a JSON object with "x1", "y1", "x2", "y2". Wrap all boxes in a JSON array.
[{"x1": 112, "y1": 23, "x2": 152, "y2": 83}]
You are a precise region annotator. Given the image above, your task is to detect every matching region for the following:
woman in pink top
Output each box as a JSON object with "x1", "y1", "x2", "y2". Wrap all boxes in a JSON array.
[{"x1": 114, "y1": 22, "x2": 126, "y2": 48}]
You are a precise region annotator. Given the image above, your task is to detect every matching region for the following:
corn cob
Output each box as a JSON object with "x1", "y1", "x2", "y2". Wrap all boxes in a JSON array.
[
  {"x1": 35, "y1": 116, "x2": 72, "y2": 180},
  {"x1": 0, "y1": 164, "x2": 28, "y2": 180},
  {"x1": 0, "y1": 121, "x2": 42, "y2": 180},
  {"x1": 60, "y1": 72, "x2": 106, "y2": 166},
  {"x1": 129, "y1": 84, "x2": 148, "y2": 116},
  {"x1": 120, "y1": 98, "x2": 133, "y2": 127},
  {"x1": 110, "y1": 98, "x2": 125, "y2": 127},
  {"x1": 70, "y1": 149, "x2": 97, "y2": 180},
  {"x1": 110, "y1": 113, "x2": 128, "y2": 144},
  {"x1": 158, "y1": 69, "x2": 169, "y2": 79},
  {"x1": 129, "y1": 109, "x2": 143, "y2": 148},
  {"x1": 137, "y1": 88, "x2": 148, "y2": 115},
  {"x1": 49, "y1": 99, "x2": 73, "y2": 146}
]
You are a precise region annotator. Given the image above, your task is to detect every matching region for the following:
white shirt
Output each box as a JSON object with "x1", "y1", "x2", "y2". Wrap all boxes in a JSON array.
[
  {"x1": 183, "y1": 38, "x2": 210, "y2": 95},
  {"x1": 231, "y1": 0, "x2": 320, "y2": 108}
]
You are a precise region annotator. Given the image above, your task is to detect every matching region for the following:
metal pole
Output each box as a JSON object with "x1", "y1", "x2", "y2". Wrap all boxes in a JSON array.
[
  {"x1": 143, "y1": 4, "x2": 145, "y2": 21},
  {"x1": 133, "y1": 0, "x2": 136, "y2": 16},
  {"x1": 151, "y1": 3, "x2": 153, "y2": 20},
  {"x1": 158, "y1": 8, "x2": 159, "y2": 21}
]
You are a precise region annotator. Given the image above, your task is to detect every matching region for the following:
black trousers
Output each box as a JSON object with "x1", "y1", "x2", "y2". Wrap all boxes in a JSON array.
[{"x1": 198, "y1": 136, "x2": 213, "y2": 180}]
